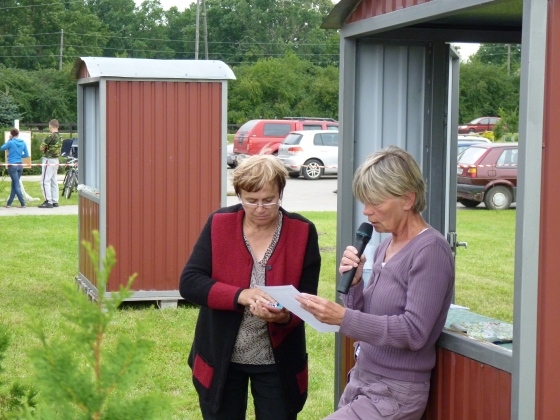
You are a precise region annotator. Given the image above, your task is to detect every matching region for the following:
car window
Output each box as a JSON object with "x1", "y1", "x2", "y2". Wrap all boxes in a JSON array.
[
  {"x1": 468, "y1": 118, "x2": 482, "y2": 124},
  {"x1": 283, "y1": 133, "x2": 303, "y2": 145},
  {"x1": 326, "y1": 124, "x2": 338, "y2": 131},
  {"x1": 490, "y1": 117, "x2": 500, "y2": 124},
  {"x1": 263, "y1": 123, "x2": 292, "y2": 136},
  {"x1": 458, "y1": 147, "x2": 487, "y2": 165},
  {"x1": 239, "y1": 120, "x2": 259, "y2": 132},
  {"x1": 479, "y1": 118, "x2": 490, "y2": 125},
  {"x1": 458, "y1": 145, "x2": 470, "y2": 155},
  {"x1": 496, "y1": 149, "x2": 518, "y2": 166},
  {"x1": 313, "y1": 134, "x2": 324, "y2": 146},
  {"x1": 302, "y1": 124, "x2": 323, "y2": 130},
  {"x1": 320, "y1": 133, "x2": 338, "y2": 146}
]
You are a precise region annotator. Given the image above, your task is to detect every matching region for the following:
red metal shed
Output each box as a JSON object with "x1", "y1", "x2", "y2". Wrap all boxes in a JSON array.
[{"x1": 71, "y1": 57, "x2": 235, "y2": 307}]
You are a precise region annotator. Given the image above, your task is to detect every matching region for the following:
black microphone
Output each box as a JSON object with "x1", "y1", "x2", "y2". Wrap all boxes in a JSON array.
[{"x1": 337, "y1": 222, "x2": 374, "y2": 294}]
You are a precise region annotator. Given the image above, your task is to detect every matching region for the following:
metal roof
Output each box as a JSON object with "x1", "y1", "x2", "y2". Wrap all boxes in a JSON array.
[
  {"x1": 322, "y1": 0, "x2": 522, "y2": 32},
  {"x1": 71, "y1": 57, "x2": 236, "y2": 80}
]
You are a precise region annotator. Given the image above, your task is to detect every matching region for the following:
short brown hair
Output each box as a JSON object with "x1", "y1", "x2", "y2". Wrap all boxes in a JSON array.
[
  {"x1": 232, "y1": 154, "x2": 288, "y2": 197},
  {"x1": 353, "y1": 146, "x2": 427, "y2": 213},
  {"x1": 49, "y1": 119, "x2": 59, "y2": 129},
  {"x1": 10, "y1": 128, "x2": 19, "y2": 137}
]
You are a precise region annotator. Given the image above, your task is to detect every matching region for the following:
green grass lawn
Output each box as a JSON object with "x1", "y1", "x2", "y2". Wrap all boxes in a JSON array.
[
  {"x1": 0, "y1": 210, "x2": 515, "y2": 418},
  {"x1": 0, "y1": 180, "x2": 78, "y2": 207}
]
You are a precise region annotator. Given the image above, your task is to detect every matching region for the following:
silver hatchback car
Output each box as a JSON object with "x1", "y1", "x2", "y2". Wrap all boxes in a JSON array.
[{"x1": 277, "y1": 130, "x2": 339, "y2": 180}]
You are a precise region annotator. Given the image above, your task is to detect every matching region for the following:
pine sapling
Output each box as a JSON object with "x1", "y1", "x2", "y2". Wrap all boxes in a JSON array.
[{"x1": 21, "y1": 231, "x2": 171, "y2": 420}]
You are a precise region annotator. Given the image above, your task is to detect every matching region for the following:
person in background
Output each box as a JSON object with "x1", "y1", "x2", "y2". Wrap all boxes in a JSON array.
[
  {"x1": 180, "y1": 154, "x2": 321, "y2": 420},
  {"x1": 39, "y1": 119, "x2": 61, "y2": 208},
  {"x1": 1, "y1": 127, "x2": 29, "y2": 208},
  {"x1": 296, "y1": 146, "x2": 454, "y2": 420}
]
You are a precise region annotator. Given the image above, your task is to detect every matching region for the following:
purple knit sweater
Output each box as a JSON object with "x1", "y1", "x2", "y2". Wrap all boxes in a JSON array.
[{"x1": 340, "y1": 227, "x2": 454, "y2": 382}]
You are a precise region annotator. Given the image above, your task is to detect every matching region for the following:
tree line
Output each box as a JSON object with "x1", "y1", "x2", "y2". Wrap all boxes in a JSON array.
[{"x1": 0, "y1": 0, "x2": 520, "y2": 131}]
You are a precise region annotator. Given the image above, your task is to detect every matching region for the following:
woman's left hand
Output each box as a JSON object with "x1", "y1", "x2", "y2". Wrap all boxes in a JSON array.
[
  {"x1": 250, "y1": 302, "x2": 291, "y2": 324},
  {"x1": 295, "y1": 293, "x2": 345, "y2": 326}
]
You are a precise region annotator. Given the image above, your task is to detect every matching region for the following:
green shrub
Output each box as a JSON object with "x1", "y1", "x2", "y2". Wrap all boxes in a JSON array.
[{"x1": 19, "y1": 231, "x2": 172, "y2": 419}]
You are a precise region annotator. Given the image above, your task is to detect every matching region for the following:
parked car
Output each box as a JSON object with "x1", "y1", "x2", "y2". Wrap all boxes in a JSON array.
[
  {"x1": 458, "y1": 117, "x2": 501, "y2": 134},
  {"x1": 457, "y1": 143, "x2": 518, "y2": 210},
  {"x1": 457, "y1": 135, "x2": 491, "y2": 156},
  {"x1": 277, "y1": 130, "x2": 338, "y2": 180},
  {"x1": 232, "y1": 118, "x2": 338, "y2": 165},
  {"x1": 226, "y1": 143, "x2": 235, "y2": 168}
]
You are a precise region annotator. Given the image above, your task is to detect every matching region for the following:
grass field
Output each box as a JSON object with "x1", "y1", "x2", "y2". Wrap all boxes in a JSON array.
[
  {"x1": 0, "y1": 180, "x2": 79, "y2": 207},
  {"x1": 0, "y1": 209, "x2": 515, "y2": 418}
]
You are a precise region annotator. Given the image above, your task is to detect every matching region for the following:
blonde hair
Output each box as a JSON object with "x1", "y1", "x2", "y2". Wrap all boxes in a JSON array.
[
  {"x1": 232, "y1": 153, "x2": 288, "y2": 196},
  {"x1": 49, "y1": 119, "x2": 59, "y2": 129},
  {"x1": 353, "y1": 146, "x2": 427, "y2": 213}
]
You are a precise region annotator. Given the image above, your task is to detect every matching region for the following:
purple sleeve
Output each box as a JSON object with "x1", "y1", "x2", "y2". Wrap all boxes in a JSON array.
[
  {"x1": 342, "y1": 278, "x2": 365, "y2": 310},
  {"x1": 340, "y1": 243, "x2": 453, "y2": 350}
]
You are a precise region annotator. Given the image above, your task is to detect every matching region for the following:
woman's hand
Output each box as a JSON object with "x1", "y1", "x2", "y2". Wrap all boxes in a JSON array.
[
  {"x1": 295, "y1": 293, "x2": 345, "y2": 326},
  {"x1": 339, "y1": 245, "x2": 367, "y2": 286},
  {"x1": 238, "y1": 287, "x2": 276, "y2": 307},
  {"x1": 238, "y1": 288, "x2": 289, "y2": 323},
  {"x1": 250, "y1": 302, "x2": 291, "y2": 324}
]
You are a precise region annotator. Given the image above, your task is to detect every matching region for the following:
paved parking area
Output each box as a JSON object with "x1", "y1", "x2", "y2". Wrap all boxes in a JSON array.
[{"x1": 226, "y1": 169, "x2": 337, "y2": 212}]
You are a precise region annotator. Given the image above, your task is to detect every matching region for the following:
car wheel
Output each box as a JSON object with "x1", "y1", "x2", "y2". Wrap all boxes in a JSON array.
[
  {"x1": 288, "y1": 172, "x2": 300, "y2": 179},
  {"x1": 484, "y1": 186, "x2": 512, "y2": 210},
  {"x1": 303, "y1": 159, "x2": 324, "y2": 180},
  {"x1": 468, "y1": 129, "x2": 476, "y2": 134},
  {"x1": 458, "y1": 198, "x2": 481, "y2": 208}
]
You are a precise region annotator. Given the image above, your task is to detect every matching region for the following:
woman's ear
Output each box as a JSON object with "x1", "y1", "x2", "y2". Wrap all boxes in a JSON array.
[{"x1": 402, "y1": 192, "x2": 416, "y2": 210}]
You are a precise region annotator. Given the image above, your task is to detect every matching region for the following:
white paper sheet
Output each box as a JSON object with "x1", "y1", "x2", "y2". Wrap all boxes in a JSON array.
[{"x1": 257, "y1": 285, "x2": 340, "y2": 333}]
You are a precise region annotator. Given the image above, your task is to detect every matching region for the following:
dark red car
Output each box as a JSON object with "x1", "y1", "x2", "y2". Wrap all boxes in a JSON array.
[
  {"x1": 458, "y1": 117, "x2": 501, "y2": 134},
  {"x1": 457, "y1": 143, "x2": 518, "y2": 210}
]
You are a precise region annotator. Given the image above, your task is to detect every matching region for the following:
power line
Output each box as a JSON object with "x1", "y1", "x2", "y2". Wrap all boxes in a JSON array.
[{"x1": 0, "y1": 0, "x2": 85, "y2": 10}]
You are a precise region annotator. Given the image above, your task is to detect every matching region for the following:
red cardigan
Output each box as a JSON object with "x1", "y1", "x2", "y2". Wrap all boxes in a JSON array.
[{"x1": 179, "y1": 204, "x2": 321, "y2": 416}]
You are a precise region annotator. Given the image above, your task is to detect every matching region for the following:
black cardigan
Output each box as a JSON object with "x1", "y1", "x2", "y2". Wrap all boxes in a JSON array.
[{"x1": 179, "y1": 204, "x2": 321, "y2": 415}]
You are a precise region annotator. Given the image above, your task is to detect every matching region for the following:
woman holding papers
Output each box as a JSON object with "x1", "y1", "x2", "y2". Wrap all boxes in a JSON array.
[
  {"x1": 297, "y1": 146, "x2": 454, "y2": 420},
  {"x1": 180, "y1": 153, "x2": 321, "y2": 420}
]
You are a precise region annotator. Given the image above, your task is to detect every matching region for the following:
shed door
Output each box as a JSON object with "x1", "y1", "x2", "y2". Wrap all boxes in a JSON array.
[{"x1": 350, "y1": 41, "x2": 458, "y2": 259}]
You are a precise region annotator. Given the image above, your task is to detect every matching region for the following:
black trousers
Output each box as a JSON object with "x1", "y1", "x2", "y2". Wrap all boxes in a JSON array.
[{"x1": 199, "y1": 362, "x2": 297, "y2": 420}]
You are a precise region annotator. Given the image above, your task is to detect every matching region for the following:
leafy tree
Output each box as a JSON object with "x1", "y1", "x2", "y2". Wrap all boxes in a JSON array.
[
  {"x1": 459, "y1": 60, "x2": 520, "y2": 125},
  {"x1": 19, "y1": 231, "x2": 172, "y2": 420},
  {"x1": 0, "y1": 66, "x2": 77, "y2": 124},
  {"x1": 472, "y1": 43, "x2": 521, "y2": 71},
  {"x1": 180, "y1": 0, "x2": 339, "y2": 66},
  {"x1": 0, "y1": 0, "x2": 106, "y2": 70},
  {"x1": 0, "y1": 88, "x2": 23, "y2": 128},
  {"x1": 228, "y1": 52, "x2": 338, "y2": 124}
]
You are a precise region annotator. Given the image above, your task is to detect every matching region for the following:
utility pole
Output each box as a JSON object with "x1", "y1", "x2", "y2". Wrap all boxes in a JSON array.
[
  {"x1": 507, "y1": 44, "x2": 511, "y2": 76},
  {"x1": 195, "y1": 0, "x2": 200, "y2": 59},
  {"x1": 195, "y1": 0, "x2": 208, "y2": 60},
  {"x1": 59, "y1": 29, "x2": 64, "y2": 70},
  {"x1": 202, "y1": 0, "x2": 208, "y2": 59}
]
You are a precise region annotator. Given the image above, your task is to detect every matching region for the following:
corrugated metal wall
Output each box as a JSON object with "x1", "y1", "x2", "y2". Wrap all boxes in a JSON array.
[
  {"x1": 422, "y1": 348, "x2": 511, "y2": 419},
  {"x1": 536, "y1": 1, "x2": 560, "y2": 418},
  {"x1": 105, "y1": 80, "x2": 223, "y2": 292},
  {"x1": 347, "y1": 0, "x2": 431, "y2": 23},
  {"x1": 79, "y1": 196, "x2": 100, "y2": 286}
]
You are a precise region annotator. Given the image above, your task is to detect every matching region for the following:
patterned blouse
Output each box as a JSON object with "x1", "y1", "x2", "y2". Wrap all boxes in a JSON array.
[{"x1": 231, "y1": 212, "x2": 283, "y2": 365}]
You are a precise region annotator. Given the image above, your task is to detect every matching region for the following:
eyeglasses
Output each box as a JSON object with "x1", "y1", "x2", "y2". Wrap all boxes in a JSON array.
[{"x1": 239, "y1": 198, "x2": 281, "y2": 209}]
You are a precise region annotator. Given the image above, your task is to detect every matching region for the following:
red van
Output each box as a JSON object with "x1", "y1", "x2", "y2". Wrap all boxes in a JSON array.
[{"x1": 232, "y1": 118, "x2": 338, "y2": 163}]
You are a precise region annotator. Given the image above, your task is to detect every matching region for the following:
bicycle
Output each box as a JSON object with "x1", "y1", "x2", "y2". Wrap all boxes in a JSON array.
[{"x1": 61, "y1": 156, "x2": 78, "y2": 199}]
